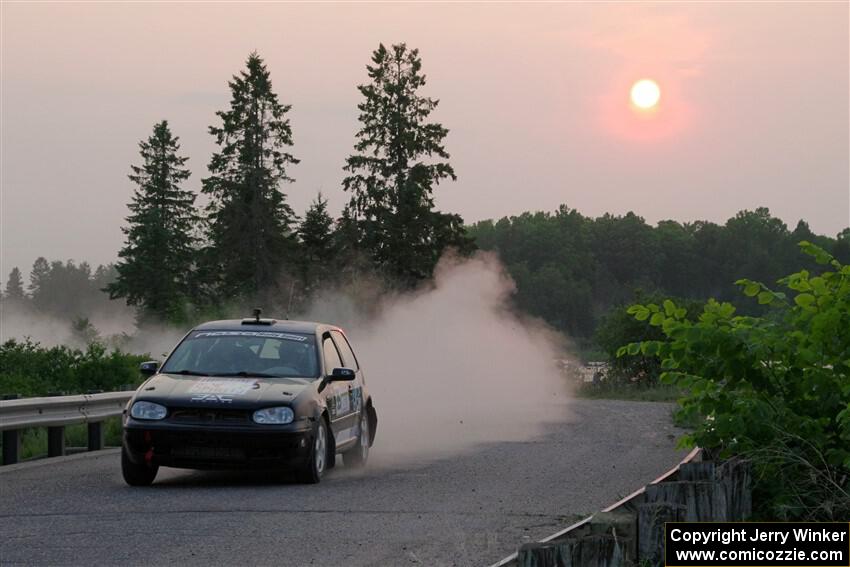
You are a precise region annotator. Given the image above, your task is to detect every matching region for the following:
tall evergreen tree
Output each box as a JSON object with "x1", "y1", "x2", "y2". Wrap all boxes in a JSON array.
[
  {"x1": 342, "y1": 43, "x2": 472, "y2": 285},
  {"x1": 297, "y1": 193, "x2": 336, "y2": 289},
  {"x1": 4, "y1": 267, "x2": 25, "y2": 301},
  {"x1": 29, "y1": 257, "x2": 50, "y2": 306},
  {"x1": 202, "y1": 52, "x2": 300, "y2": 298},
  {"x1": 107, "y1": 121, "x2": 198, "y2": 322}
]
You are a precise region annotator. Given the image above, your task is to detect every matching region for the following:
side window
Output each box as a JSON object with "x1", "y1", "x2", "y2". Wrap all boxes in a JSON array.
[
  {"x1": 331, "y1": 331, "x2": 359, "y2": 370},
  {"x1": 322, "y1": 336, "x2": 342, "y2": 372}
]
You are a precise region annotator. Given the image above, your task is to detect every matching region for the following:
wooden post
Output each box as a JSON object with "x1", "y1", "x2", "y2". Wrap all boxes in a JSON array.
[
  {"x1": 717, "y1": 459, "x2": 752, "y2": 520},
  {"x1": 590, "y1": 510, "x2": 637, "y2": 562},
  {"x1": 518, "y1": 534, "x2": 629, "y2": 567},
  {"x1": 637, "y1": 502, "x2": 685, "y2": 565}
]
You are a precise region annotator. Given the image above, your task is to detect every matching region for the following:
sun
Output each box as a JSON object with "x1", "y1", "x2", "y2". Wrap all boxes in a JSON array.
[{"x1": 630, "y1": 79, "x2": 661, "y2": 110}]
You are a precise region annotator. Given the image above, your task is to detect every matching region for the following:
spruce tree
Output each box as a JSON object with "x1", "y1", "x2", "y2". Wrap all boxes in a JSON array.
[
  {"x1": 297, "y1": 193, "x2": 336, "y2": 289},
  {"x1": 29, "y1": 257, "x2": 50, "y2": 307},
  {"x1": 342, "y1": 43, "x2": 473, "y2": 285},
  {"x1": 202, "y1": 52, "x2": 300, "y2": 298},
  {"x1": 107, "y1": 121, "x2": 198, "y2": 323},
  {"x1": 4, "y1": 267, "x2": 25, "y2": 301}
]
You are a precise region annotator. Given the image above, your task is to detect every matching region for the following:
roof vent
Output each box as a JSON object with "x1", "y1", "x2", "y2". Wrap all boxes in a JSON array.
[{"x1": 241, "y1": 307, "x2": 276, "y2": 326}]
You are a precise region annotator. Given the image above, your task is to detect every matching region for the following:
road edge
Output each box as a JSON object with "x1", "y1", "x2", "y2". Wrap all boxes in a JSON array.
[{"x1": 0, "y1": 447, "x2": 120, "y2": 474}]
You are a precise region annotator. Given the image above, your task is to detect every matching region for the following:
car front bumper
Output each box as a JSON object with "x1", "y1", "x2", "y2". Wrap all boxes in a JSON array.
[{"x1": 123, "y1": 419, "x2": 315, "y2": 470}]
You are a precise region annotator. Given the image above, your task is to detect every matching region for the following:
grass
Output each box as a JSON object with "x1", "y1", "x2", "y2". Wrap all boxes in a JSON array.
[{"x1": 1, "y1": 416, "x2": 123, "y2": 461}]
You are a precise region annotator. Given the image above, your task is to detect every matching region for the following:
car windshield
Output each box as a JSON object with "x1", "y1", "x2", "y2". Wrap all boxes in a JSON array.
[{"x1": 161, "y1": 330, "x2": 319, "y2": 378}]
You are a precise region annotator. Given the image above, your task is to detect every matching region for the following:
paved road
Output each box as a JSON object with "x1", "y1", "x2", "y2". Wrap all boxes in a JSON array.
[{"x1": 0, "y1": 399, "x2": 687, "y2": 567}]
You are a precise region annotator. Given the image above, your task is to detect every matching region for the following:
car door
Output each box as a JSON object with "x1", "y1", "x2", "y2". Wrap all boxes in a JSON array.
[
  {"x1": 331, "y1": 330, "x2": 364, "y2": 418},
  {"x1": 321, "y1": 333, "x2": 358, "y2": 446}
]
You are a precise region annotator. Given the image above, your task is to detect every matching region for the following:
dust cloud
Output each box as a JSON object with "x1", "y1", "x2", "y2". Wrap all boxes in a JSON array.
[
  {"x1": 0, "y1": 301, "x2": 185, "y2": 358},
  {"x1": 1, "y1": 252, "x2": 573, "y2": 462},
  {"x1": 303, "y1": 252, "x2": 573, "y2": 464}
]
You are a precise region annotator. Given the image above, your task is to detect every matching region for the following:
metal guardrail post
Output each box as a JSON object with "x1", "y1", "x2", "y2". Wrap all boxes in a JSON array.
[
  {"x1": 47, "y1": 427, "x2": 66, "y2": 457},
  {"x1": 2, "y1": 430, "x2": 21, "y2": 465},
  {"x1": 1, "y1": 394, "x2": 22, "y2": 465},
  {"x1": 87, "y1": 422, "x2": 104, "y2": 452},
  {"x1": 46, "y1": 392, "x2": 66, "y2": 458}
]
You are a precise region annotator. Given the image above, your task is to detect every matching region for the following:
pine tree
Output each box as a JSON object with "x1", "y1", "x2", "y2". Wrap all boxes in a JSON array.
[
  {"x1": 202, "y1": 52, "x2": 300, "y2": 298},
  {"x1": 298, "y1": 193, "x2": 336, "y2": 289},
  {"x1": 4, "y1": 267, "x2": 25, "y2": 301},
  {"x1": 29, "y1": 257, "x2": 50, "y2": 306},
  {"x1": 107, "y1": 121, "x2": 198, "y2": 322},
  {"x1": 342, "y1": 43, "x2": 473, "y2": 285}
]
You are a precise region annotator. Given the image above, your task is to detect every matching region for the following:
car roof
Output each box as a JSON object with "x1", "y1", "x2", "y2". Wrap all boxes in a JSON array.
[{"x1": 192, "y1": 319, "x2": 335, "y2": 334}]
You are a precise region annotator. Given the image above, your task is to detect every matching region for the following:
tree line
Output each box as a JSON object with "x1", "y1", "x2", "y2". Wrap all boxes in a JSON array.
[
  {"x1": 468, "y1": 206, "x2": 850, "y2": 344},
  {"x1": 3, "y1": 261, "x2": 118, "y2": 320}
]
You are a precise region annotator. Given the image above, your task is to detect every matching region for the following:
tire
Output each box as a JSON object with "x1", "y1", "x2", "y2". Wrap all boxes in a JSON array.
[
  {"x1": 343, "y1": 411, "x2": 370, "y2": 468},
  {"x1": 121, "y1": 446, "x2": 158, "y2": 486},
  {"x1": 298, "y1": 418, "x2": 329, "y2": 484}
]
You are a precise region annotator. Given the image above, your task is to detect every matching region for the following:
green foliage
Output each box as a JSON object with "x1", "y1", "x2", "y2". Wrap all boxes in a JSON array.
[
  {"x1": 595, "y1": 293, "x2": 703, "y2": 385},
  {"x1": 0, "y1": 339, "x2": 147, "y2": 397},
  {"x1": 202, "y1": 52, "x2": 300, "y2": 298},
  {"x1": 622, "y1": 242, "x2": 850, "y2": 520},
  {"x1": 342, "y1": 43, "x2": 473, "y2": 286},
  {"x1": 107, "y1": 120, "x2": 199, "y2": 324}
]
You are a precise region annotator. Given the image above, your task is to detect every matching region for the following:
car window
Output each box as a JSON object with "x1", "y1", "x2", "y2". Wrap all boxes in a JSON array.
[
  {"x1": 322, "y1": 336, "x2": 343, "y2": 372},
  {"x1": 331, "y1": 331, "x2": 359, "y2": 370}
]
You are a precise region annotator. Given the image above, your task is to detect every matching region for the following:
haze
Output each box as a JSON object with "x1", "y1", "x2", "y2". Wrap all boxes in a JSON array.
[{"x1": 1, "y1": 2, "x2": 848, "y2": 275}]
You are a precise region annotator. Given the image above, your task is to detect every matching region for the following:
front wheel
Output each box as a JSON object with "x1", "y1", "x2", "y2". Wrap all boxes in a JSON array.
[
  {"x1": 298, "y1": 419, "x2": 328, "y2": 484},
  {"x1": 121, "y1": 446, "x2": 158, "y2": 486},
  {"x1": 343, "y1": 411, "x2": 370, "y2": 468}
]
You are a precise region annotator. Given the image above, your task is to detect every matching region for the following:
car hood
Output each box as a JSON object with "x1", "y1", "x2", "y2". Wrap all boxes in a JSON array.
[{"x1": 137, "y1": 373, "x2": 315, "y2": 408}]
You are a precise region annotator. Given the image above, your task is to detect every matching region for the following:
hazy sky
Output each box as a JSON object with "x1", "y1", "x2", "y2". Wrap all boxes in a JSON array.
[{"x1": 2, "y1": 2, "x2": 848, "y2": 276}]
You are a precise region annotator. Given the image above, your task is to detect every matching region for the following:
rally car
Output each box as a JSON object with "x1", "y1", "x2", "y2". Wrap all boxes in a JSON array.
[{"x1": 121, "y1": 313, "x2": 377, "y2": 485}]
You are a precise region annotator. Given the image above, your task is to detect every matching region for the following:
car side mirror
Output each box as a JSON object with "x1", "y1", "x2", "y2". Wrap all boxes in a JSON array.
[
  {"x1": 139, "y1": 361, "x2": 160, "y2": 377},
  {"x1": 326, "y1": 367, "x2": 356, "y2": 382}
]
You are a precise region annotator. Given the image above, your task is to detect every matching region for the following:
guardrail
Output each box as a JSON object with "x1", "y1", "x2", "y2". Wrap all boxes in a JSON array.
[
  {"x1": 489, "y1": 447, "x2": 752, "y2": 567},
  {"x1": 0, "y1": 391, "x2": 134, "y2": 465}
]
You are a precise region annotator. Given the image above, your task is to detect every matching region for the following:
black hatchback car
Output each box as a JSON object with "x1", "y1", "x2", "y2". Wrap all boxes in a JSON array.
[{"x1": 121, "y1": 315, "x2": 377, "y2": 485}]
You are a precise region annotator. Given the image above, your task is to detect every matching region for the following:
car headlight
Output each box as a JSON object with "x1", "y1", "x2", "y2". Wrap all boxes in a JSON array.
[
  {"x1": 130, "y1": 401, "x2": 167, "y2": 420},
  {"x1": 253, "y1": 406, "x2": 294, "y2": 425}
]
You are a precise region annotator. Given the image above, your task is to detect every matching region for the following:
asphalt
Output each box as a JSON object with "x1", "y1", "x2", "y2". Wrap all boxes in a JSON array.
[{"x1": 0, "y1": 399, "x2": 687, "y2": 567}]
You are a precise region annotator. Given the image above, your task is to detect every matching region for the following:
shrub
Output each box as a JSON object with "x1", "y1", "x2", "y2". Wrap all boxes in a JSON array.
[
  {"x1": 0, "y1": 339, "x2": 146, "y2": 397},
  {"x1": 619, "y1": 242, "x2": 850, "y2": 520}
]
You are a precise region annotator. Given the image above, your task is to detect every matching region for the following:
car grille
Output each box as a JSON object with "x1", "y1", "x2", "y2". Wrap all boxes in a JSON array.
[{"x1": 168, "y1": 407, "x2": 251, "y2": 425}]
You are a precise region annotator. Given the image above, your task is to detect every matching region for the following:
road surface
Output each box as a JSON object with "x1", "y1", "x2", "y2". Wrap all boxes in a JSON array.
[{"x1": 0, "y1": 399, "x2": 687, "y2": 566}]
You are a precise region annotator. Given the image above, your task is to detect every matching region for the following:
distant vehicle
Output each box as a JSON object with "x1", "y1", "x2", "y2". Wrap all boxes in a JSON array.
[{"x1": 121, "y1": 312, "x2": 377, "y2": 485}]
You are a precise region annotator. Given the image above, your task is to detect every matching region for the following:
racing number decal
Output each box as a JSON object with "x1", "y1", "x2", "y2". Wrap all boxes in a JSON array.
[
  {"x1": 351, "y1": 386, "x2": 363, "y2": 412},
  {"x1": 337, "y1": 389, "x2": 351, "y2": 414},
  {"x1": 328, "y1": 386, "x2": 362, "y2": 419}
]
